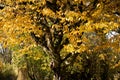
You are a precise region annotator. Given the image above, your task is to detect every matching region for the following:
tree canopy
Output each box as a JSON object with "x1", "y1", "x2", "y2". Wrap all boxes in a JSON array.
[{"x1": 0, "y1": 0, "x2": 120, "y2": 80}]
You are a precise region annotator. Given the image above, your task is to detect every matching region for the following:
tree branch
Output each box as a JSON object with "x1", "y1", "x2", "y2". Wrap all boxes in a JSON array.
[
  {"x1": 62, "y1": 53, "x2": 72, "y2": 62},
  {"x1": 30, "y1": 32, "x2": 51, "y2": 55},
  {"x1": 69, "y1": 53, "x2": 79, "y2": 66}
]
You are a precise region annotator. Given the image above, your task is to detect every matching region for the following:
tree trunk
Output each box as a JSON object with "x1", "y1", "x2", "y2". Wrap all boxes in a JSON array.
[{"x1": 50, "y1": 59, "x2": 62, "y2": 80}]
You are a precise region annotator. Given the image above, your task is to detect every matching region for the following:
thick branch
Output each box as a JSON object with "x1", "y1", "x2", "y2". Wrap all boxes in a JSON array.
[
  {"x1": 62, "y1": 53, "x2": 72, "y2": 62},
  {"x1": 57, "y1": 38, "x2": 69, "y2": 53},
  {"x1": 70, "y1": 52, "x2": 79, "y2": 65},
  {"x1": 32, "y1": 15, "x2": 62, "y2": 62},
  {"x1": 30, "y1": 32, "x2": 51, "y2": 55},
  {"x1": 45, "y1": 31, "x2": 54, "y2": 53},
  {"x1": 62, "y1": 52, "x2": 79, "y2": 69}
]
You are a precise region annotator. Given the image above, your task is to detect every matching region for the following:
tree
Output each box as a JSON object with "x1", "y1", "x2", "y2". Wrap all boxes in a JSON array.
[{"x1": 0, "y1": 0, "x2": 120, "y2": 80}]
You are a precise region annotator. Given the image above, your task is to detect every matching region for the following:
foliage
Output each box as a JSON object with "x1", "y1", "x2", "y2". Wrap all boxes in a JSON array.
[
  {"x1": 0, "y1": 63, "x2": 17, "y2": 80},
  {"x1": 0, "y1": 0, "x2": 120, "y2": 80},
  {"x1": 12, "y1": 45, "x2": 52, "y2": 80}
]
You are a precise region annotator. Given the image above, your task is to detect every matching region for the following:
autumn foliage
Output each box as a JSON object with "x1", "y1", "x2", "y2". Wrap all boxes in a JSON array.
[{"x1": 0, "y1": 0, "x2": 120, "y2": 80}]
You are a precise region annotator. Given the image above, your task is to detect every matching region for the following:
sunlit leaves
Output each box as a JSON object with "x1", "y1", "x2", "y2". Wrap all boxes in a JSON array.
[
  {"x1": 0, "y1": 0, "x2": 120, "y2": 79},
  {"x1": 0, "y1": 0, "x2": 119, "y2": 58},
  {"x1": 63, "y1": 44, "x2": 75, "y2": 53},
  {"x1": 42, "y1": 8, "x2": 55, "y2": 17},
  {"x1": 65, "y1": 11, "x2": 80, "y2": 22}
]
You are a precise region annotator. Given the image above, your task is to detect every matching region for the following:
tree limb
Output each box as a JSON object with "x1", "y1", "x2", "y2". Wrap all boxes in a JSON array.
[{"x1": 62, "y1": 53, "x2": 72, "y2": 62}]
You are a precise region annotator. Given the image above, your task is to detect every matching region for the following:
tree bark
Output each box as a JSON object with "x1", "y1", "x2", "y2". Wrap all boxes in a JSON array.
[{"x1": 51, "y1": 61, "x2": 61, "y2": 80}]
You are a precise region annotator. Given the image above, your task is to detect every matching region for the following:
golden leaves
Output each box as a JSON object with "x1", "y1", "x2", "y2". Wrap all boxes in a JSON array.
[
  {"x1": 65, "y1": 11, "x2": 81, "y2": 22},
  {"x1": 42, "y1": 8, "x2": 55, "y2": 17},
  {"x1": 0, "y1": 0, "x2": 120, "y2": 64},
  {"x1": 76, "y1": 44, "x2": 88, "y2": 53},
  {"x1": 63, "y1": 44, "x2": 75, "y2": 53},
  {"x1": 93, "y1": 21, "x2": 119, "y2": 34}
]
